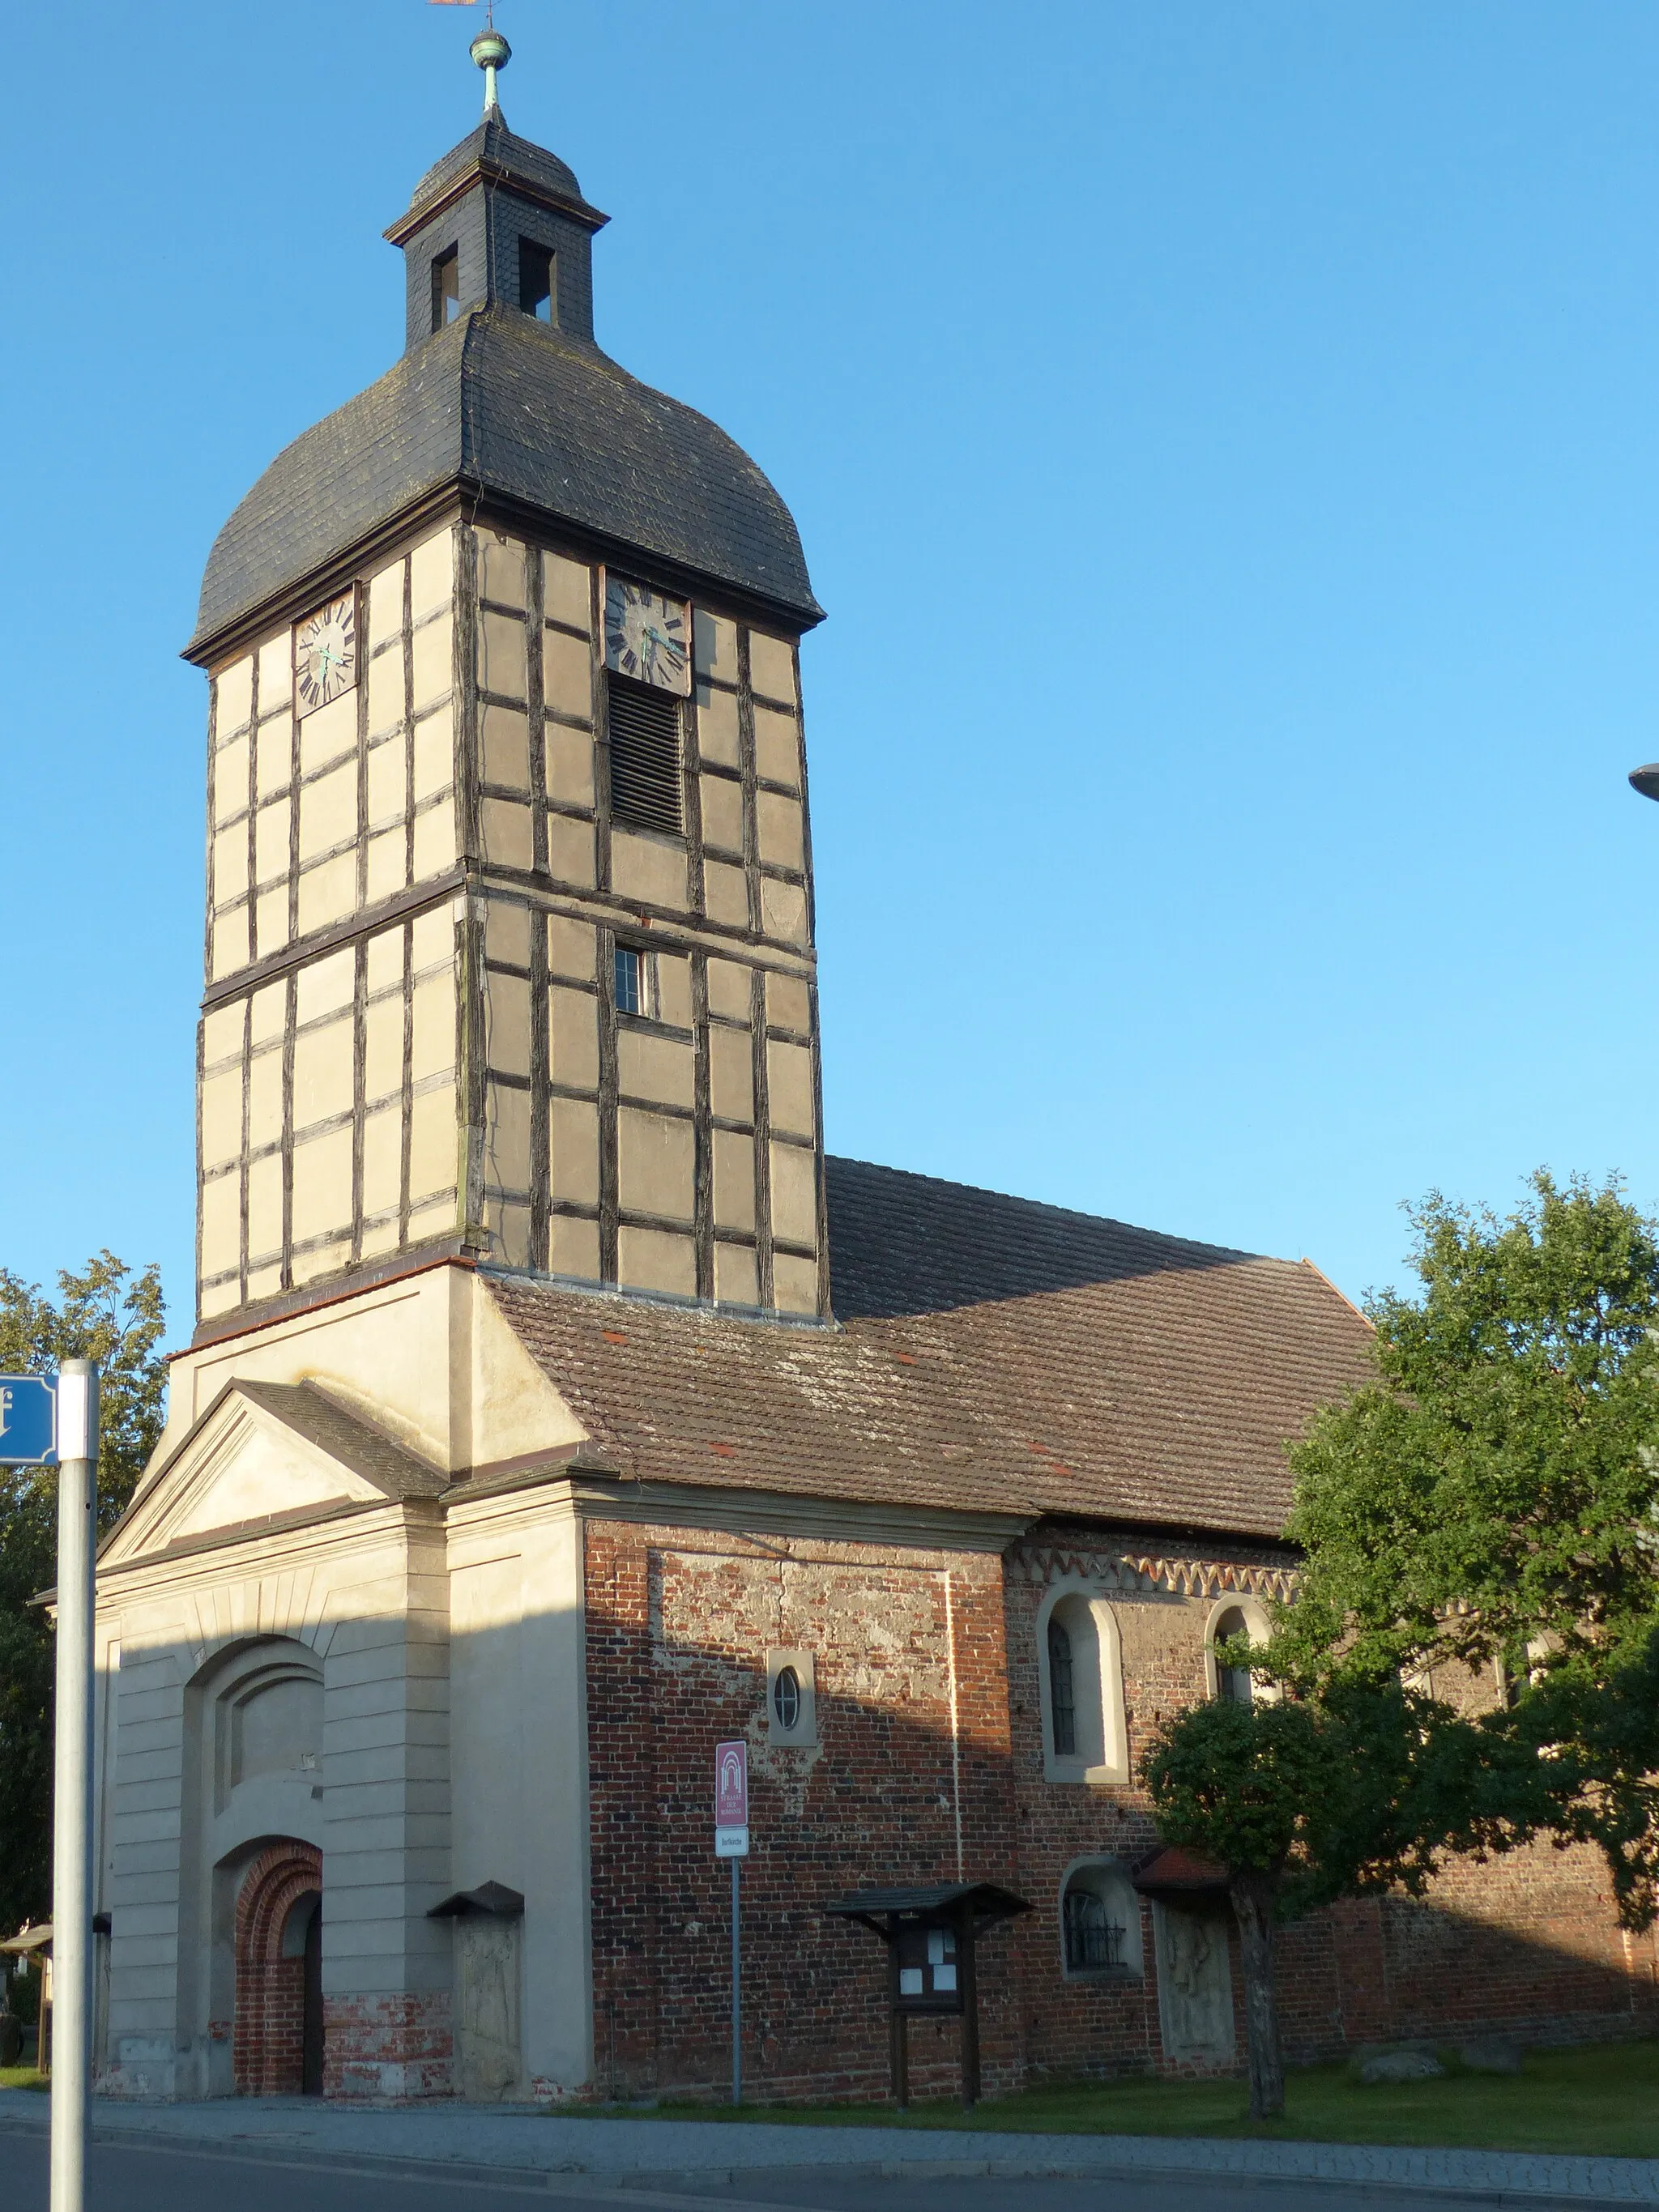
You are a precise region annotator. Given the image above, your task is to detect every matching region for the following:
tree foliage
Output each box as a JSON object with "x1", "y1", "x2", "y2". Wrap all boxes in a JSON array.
[
  {"x1": 0, "y1": 1255, "x2": 166, "y2": 1938},
  {"x1": 1279, "y1": 1172, "x2": 1659, "y2": 1685},
  {"x1": 1141, "y1": 1673, "x2": 1512, "y2": 2116},
  {"x1": 1143, "y1": 1171, "x2": 1659, "y2": 2114},
  {"x1": 1271, "y1": 1171, "x2": 1659, "y2": 1929}
]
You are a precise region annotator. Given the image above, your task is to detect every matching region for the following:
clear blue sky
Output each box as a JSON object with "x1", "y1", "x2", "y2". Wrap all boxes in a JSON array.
[{"x1": 3, "y1": 1, "x2": 1657, "y2": 1348}]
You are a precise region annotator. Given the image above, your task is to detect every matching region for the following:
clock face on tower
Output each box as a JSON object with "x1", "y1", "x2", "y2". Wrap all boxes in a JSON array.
[
  {"x1": 603, "y1": 577, "x2": 690, "y2": 697},
  {"x1": 294, "y1": 592, "x2": 359, "y2": 717}
]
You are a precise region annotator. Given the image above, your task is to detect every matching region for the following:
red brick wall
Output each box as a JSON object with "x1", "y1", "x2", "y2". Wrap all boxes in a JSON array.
[
  {"x1": 232, "y1": 1842, "x2": 322, "y2": 2096},
  {"x1": 1001, "y1": 1533, "x2": 1659, "y2": 2078},
  {"x1": 585, "y1": 1519, "x2": 1023, "y2": 2102},
  {"x1": 585, "y1": 1512, "x2": 1659, "y2": 2104},
  {"x1": 323, "y1": 1993, "x2": 453, "y2": 2100}
]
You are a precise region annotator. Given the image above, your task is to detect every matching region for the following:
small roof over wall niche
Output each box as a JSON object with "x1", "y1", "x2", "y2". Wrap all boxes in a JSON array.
[
  {"x1": 1130, "y1": 1847, "x2": 1229, "y2": 1898},
  {"x1": 0, "y1": 1921, "x2": 53, "y2": 1958},
  {"x1": 428, "y1": 1882, "x2": 525, "y2": 1919},
  {"x1": 822, "y1": 1883, "x2": 1031, "y2": 1934}
]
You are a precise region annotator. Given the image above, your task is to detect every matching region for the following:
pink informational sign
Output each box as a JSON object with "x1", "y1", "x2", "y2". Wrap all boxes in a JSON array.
[{"x1": 714, "y1": 1739, "x2": 749, "y2": 1857}]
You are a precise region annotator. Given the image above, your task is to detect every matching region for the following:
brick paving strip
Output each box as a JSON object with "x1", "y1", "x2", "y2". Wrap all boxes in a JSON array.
[{"x1": 2, "y1": 2091, "x2": 1659, "y2": 2206}]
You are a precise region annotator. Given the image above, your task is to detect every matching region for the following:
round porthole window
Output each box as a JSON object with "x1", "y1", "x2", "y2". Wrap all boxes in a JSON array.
[{"x1": 772, "y1": 1665, "x2": 801, "y2": 1732}]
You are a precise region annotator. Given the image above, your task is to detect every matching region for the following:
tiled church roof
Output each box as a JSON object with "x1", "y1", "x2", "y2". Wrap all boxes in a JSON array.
[{"x1": 488, "y1": 1158, "x2": 1374, "y2": 1541}]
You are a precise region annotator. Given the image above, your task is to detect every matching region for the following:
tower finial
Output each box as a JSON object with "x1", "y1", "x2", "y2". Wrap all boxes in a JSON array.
[{"x1": 470, "y1": 21, "x2": 511, "y2": 116}]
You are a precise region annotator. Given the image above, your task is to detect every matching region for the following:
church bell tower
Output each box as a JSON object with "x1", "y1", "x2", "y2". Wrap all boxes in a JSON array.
[{"x1": 186, "y1": 35, "x2": 826, "y2": 1342}]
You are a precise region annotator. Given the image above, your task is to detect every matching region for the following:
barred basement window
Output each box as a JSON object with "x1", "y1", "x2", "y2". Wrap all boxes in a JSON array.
[
  {"x1": 1047, "y1": 1617, "x2": 1076, "y2": 1758},
  {"x1": 1063, "y1": 1886, "x2": 1126, "y2": 1974},
  {"x1": 606, "y1": 677, "x2": 684, "y2": 836}
]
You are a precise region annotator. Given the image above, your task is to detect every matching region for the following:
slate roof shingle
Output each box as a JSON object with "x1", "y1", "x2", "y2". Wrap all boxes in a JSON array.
[
  {"x1": 488, "y1": 1157, "x2": 1375, "y2": 1541},
  {"x1": 400, "y1": 114, "x2": 602, "y2": 230},
  {"x1": 190, "y1": 309, "x2": 821, "y2": 656},
  {"x1": 232, "y1": 1379, "x2": 448, "y2": 1500}
]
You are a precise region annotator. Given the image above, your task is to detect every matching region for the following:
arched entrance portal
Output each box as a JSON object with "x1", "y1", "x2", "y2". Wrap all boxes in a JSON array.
[{"x1": 232, "y1": 1841, "x2": 324, "y2": 2095}]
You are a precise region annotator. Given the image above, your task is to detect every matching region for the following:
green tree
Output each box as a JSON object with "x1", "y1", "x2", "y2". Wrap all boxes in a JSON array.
[
  {"x1": 1142, "y1": 1672, "x2": 1503, "y2": 2120},
  {"x1": 1275, "y1": 1172, "x2": 1659, "y2": 1927},
  {"x1": 0, "y1": 1255, "x2": 166, "y2": 1938},
  {"x1": 1282, "y1": 1172, "x2": 1659, "y2": 1685}
]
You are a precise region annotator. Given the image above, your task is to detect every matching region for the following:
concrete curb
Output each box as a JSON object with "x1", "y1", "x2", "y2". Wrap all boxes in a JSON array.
[{"x1": 3, "y1": 2095, "x2": 1659, "y2": 2205}]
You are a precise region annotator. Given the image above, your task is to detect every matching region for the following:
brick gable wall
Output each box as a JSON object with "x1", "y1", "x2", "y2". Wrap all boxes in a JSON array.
[{"x1": 585, "y1": 1518, "x2": 1025, "y2": 2102}]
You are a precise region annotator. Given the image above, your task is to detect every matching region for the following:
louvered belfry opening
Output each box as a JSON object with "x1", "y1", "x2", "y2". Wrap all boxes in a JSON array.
[{"x1": 606, "y1": 676, "x2": 684, "y2": 836}]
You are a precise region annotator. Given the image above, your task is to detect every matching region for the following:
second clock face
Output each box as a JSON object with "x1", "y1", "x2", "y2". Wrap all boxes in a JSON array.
[
  {"x1": 603, "y1": 578, "x2": 690, "y2": 696},
  {"x1": 295, "y1": 592, "x2": 358, "y2": 717}
]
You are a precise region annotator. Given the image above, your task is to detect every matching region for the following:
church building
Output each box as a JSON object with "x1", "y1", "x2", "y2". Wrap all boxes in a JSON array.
[{"x1": 91, "y1": 38, "x2": 1654, "y2": 2103}]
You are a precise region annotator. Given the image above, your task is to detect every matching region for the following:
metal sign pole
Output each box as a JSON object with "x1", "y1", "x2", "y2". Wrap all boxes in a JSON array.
[
  {"x1": 730, "y1": 1856, "x2": 740, "y2": 2108},
  {"x1": 713, "y1": 1738, "x2": 748, "y2": 2111},
  {"x1": 51, "y1": 1362, "x2": 98, "y2": 2212}
]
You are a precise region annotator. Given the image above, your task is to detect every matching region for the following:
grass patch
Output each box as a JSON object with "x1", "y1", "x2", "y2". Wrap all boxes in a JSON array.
[
  {"x1": 0, "y1": 2069, "x2": 47, "y2": 2094},
  {"x1": 571, "y1": 2039, "x2": 1659, "y2": 2159}
]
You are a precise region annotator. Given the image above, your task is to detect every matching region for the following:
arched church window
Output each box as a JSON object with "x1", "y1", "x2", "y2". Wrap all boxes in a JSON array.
[
  {"x1": 1205, "y1": 1597, "x2": 1278, "y2": 1708},
  {"x1": 1037, "y1": 1586, "x2": 1129, "y2": 1784},
  {"x1": 773, "y1": 1665, "x2": 800, "y2": 1732},
  {"x1": 1047, "y1": 1618, "x2": 1076, "y2": 1758},
  {"x1": 1212, "y1": 1605, "x2": 1256, "y2": 1706}
]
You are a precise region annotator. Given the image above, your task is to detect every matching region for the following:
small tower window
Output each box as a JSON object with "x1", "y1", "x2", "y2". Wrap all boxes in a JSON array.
[
  {"x1": 431, "y1": 248, "x2": 460, "y2": 332},
  {"x1": 1047, "y1": 1617, "x2": 1076, "y2": 1758},
  {"x1": 772, "y1": 1666, "x2": 801, "y2": 1731},
  {"x1": 606, "y1": 678, "x2": 684, "y2": 837},
  {"x1": 518, "y1": 239, "x2": 555, "y2": 323},
  {"x1": 614, "y1": 945, "x2": 653, "y2": 1020}
]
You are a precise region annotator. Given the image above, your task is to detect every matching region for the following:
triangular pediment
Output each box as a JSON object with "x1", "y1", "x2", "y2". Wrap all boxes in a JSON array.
[{"x1": 104, "y1": 1381, "x2": 434, "y2": 1566}]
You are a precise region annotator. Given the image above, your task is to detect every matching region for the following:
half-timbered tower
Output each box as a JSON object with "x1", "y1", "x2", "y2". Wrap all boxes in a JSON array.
[{"x1": 89, "y1": 39, "x2": 1653, "y2": 2110}]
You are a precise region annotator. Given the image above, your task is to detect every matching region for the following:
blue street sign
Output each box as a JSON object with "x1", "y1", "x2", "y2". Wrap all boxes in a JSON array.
[{"x1": 0, "y1": 1375, "x2": 57, "y2": 1465}]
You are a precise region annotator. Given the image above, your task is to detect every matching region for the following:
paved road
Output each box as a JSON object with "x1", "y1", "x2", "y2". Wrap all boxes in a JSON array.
[{"x1": 5, "y1": 2132, "x2": 1596, "y2": 2212}]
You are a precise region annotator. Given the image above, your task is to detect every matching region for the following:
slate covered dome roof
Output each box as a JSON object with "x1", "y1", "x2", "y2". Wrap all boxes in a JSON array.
[
  {"x1": 188, "y1": 116, "x2": 822, "y2": 657},
  {"x1": 403, "y1": 111, "x2": 603, "y2": 229}
]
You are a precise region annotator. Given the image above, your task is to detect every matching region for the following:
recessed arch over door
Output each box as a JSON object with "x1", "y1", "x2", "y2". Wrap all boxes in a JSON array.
[{"x1": 232, "y1": 1840, "x2": 323, "y2": 2095}]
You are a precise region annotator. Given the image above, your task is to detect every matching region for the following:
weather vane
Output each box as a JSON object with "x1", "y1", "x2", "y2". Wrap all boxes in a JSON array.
[{"x1": 429, "y1": 0, "x2": 510, "y2": 115}]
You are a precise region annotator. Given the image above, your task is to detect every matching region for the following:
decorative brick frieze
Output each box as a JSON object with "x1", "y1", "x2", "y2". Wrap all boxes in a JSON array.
[{"x1": 1013, "y1": 1545, "x2": 1298, "y2": 1605}]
